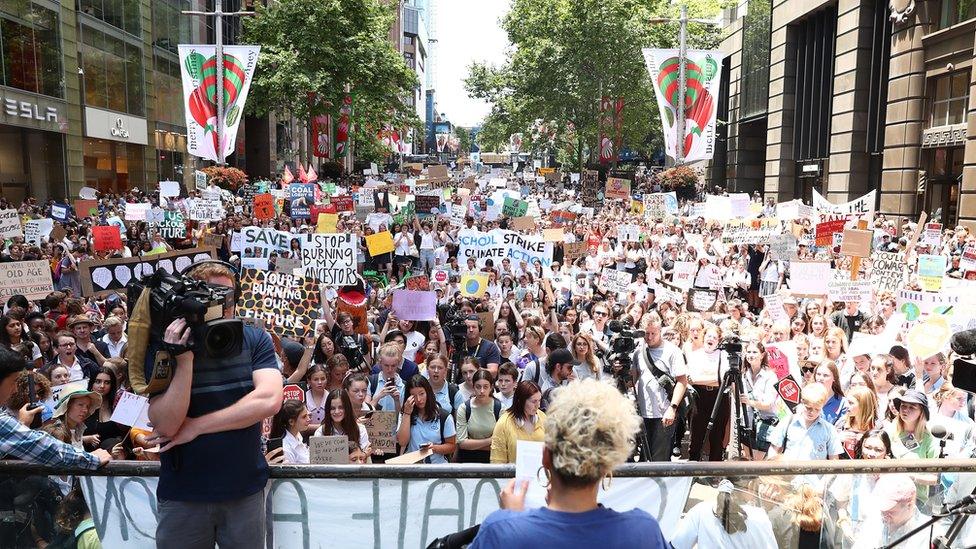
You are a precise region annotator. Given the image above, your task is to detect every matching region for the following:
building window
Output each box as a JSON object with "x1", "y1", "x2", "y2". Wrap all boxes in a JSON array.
[
  {"x1": 740, "y1": 0, "x2": 771, "y2": 119},
  {"x1": 83, "y1": 137, "x2": 145, "y2": 193},
  {"x1": 929, "y1": 71, "x2": 969, "y2": 127},
  {"x1": 154, "y1": 53, "x2": 183, "y2": 126},
  {"x1": 78, "y1": 0, "x2": 141, "y2": 36},
  {"x1": 0, "y1": 2, "x2": 63, "y2": 98},
  {"x1": 940, "y1": 0, "x2": 976, "y2": 28},
  {"x1": 80, "y1": 24, "x2": 145, "y2": 116},
  {"x1": 791, "y1": 7, "x2": 837, "y2": 163}
]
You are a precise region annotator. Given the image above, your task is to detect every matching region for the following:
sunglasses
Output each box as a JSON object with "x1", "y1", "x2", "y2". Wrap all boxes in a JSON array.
[{"x1": 801, "y1": 366, "x2": 816, "y2": 374}]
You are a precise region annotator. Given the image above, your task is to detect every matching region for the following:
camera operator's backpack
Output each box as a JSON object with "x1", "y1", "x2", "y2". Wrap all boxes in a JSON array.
[{"x1": 126, "y1": 286, "x2": 174, "y2": 396}]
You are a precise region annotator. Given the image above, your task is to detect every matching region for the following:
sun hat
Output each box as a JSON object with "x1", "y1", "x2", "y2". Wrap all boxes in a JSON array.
[{"x1": 52, "y1": 389, "x2": 102, "y2": 420}]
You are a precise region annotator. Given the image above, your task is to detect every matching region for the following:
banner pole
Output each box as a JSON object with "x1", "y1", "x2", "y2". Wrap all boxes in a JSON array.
[
  {"x1": 215, "y1": 0, "x2": 225, "y2": 167},
  {"x1": 676, "y1": 4, "x2": 687, "y2": 167}
]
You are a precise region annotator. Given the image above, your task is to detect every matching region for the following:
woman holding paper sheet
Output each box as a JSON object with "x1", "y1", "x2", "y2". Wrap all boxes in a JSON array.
[
  {"x1": 397, "y1": 374, "x2": 456, "y2": 464},
  {"x1": 315, "y1": 390, "x2": 369, "y2": 454}
]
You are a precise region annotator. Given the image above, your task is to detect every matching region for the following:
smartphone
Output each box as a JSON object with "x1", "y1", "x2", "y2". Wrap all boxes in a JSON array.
[
  {"x1": 26, "y1": 375, "x2": 42, "y2": 429},
  {"x1": 266, "y1": 437, "x2": 284, "y2": 453},
  {"x1": 419, "y1": 442, "x2": 433, "y2": 451},
  {"x1": 385, "y1": 378, "x2": 396, "y2": 387}
]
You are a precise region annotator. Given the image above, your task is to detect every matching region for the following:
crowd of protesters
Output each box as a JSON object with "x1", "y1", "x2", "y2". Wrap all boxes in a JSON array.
[{"x1": 0, "y1": 164, "x2": 972, "y2": 547}]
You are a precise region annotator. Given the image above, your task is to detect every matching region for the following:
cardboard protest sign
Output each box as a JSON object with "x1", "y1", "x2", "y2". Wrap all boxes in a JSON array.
[
  {"x1": 604, "y1": 177, "x2": 631, "y2": 200},
  {"x1": 564, "y1": 241, "x2": 587, "y2": 261},
  {"x1": 769, "y1": 233, "x2": 796, "y2": 260},
  {"x1": 316, "y1": 213, "x2": 338, "y2": 233},
  {"x1": 827, "y1": 279, "x2": 873, "y2": 303},
  {"x1": 840, "y1": 228, "x2": 873, "y2": 257},
  {"x1": 80, "y1": 247, "x2": 216, "y2": 297},
  {"x1": 427, "y1": 165, "x2": 449, "y2": 179},
  {"x1": 365, "y1": 231, "x2": 395, "y2": 256},
  {"x1": 391, "y1": 289, "x2": 437, "y2": 321},
  {"x1": 510, "y1": 216, "x2": 536, "y2": 231},
  {"x1": 415, "y1": 194, "x2": 441, "y2": 215},
  {"x1": 686, "y1": 288, "x2": 719, "y2": 312},
  {"x1": 551, "y1": 210, "x2": 578, "y2": 226},
  {"x1": 502, "y1": 197, "x2": 528, "y2": 217},
  {"x1": 0, "y1": 209, "x2": 20, "y2": 239},
  {"x1": 189, "y1": 197, "x2": 224, "y2": 221},
  {"x1": 788, "y1": 261, "x2": 831, "y2": 296},
  {"x1": 254, "y1": 194, "x2": 276, "y2": 220},
  {"x1": 299, "y1": 233, "x2": 357, "y2": 286},
  {"x1": 92, "y1": 226, "x2": 122, "y2": 252},
  {"x1": 0, "y1": 260, "x2": 54, "y2": 301},
  {"x1": 362, "y1": 411, "x2": 397, "y2": 453},
  {"x1": 237, "y1": 270, "x2": 320, "y2": 338},
  {"x1": 150, "y1": 210, "x2": 186, "y2": 240},
  {"x1": 125, "y1": 203, "x2": 149, "y2": 221},
  {"x1": 73, "y1": 200, "x2": 98, "y2": 218},
  {"x1": 871, "y1": 251, "x2": 906, "y2": 293},
  {"x1": 159, "y1": 181, "x2": 180, "y2": 198},
  {"x1": 309, "y1": 435, "x2": 351, "y2": 464},
  {"x1": 543, "y1": 228, "x2": 564, "y2": 242},
  {"x1": 579, "y1": 170, "x2": 601, "y2": 207},
  {"x1": 599, "y1": 268, "x2": 633, "y2": 293},
  {"x1": 289, "y1": 183, "x2": 316, "y2": 219},
  {"x1": 918, "y1": 254, "x2": 947, "y2": 292}
]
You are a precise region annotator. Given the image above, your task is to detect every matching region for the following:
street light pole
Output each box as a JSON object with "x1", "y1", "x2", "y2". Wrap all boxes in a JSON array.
[{"x1": 184, "y1": 0, "x2": 254, "y2": 167}]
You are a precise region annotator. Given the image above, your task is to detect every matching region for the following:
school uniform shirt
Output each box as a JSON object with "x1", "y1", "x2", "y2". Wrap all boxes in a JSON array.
[
  {"x1": 305, "y1": 390, "x2": 327, "y2": 426},
  {"x1": 769, "y1": 414, "x2": 843, "y2": 460},
  {"x1": 494, "y1": 391, "x2": 514, "y2": 410},
  {"x1": 405, "y1": 413, "x2": 456, "y2": 464},
  {"x1": 283, "y1": 430, "x2": 309, "y2": 464},
  {"x1": 314, "y1": 424, "x2": 370, "y2": 452},
  {"x1": 822, "y1": 394, "x2": 848, "y2": 425},
  {"x1": 671, "y1": 501, "x2": 777, "y2": 549},
  {"x1": 425, "y1": 377, "x2": 464, "y2": 416}
]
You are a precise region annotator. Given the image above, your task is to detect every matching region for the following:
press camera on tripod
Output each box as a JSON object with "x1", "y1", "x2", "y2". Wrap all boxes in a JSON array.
[
  {"x1": 704, "y1": 335, "x2": 754, "y2": 459},
  {"x1": 438, "y1": 304, "x2": 469, "y2": 384}
]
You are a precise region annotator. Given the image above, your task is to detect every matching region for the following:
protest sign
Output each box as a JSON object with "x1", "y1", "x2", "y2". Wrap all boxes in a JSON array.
[
  {"x1": 79, "y1": 186, "x2": 98, "y2": 200},
  {"x1": 254, "y1": 194, "x2": 276, "y2": 220},
  {"x1": 579, "y1": 170, "x2": 601, "y2": 207},
  {"x1": 789, "y1": 261, "x2": 831, "y2": 296},
  {"x1": 125, "y1": 202, "x2": 149, "y2": 221},
  {"x1": 896, "y1": 288, "x2": 961, "y2": 324},
  {"x1": 24, "y1": 218, "x2": 53, "y2": 246},
  {"x1": 150, "y1": 210, "x2": 186, "y2": 240},
  {"x1": 729, "y1": 193, "x2": 751, "y2": 218},
  {"x1": 686, "y1": 288, "x2": 719, "y2": 312},
  {"x1": 769, "y1": 233, "x2": 796, "y2": 260},
  {"x1": 815, "y1": 219, "x2": 846, "y2": 246},
  {"x1": 813, "y1": 189, "x2": 875, "y2": 219},
  {"x1": 542, "y1": 228, "x2": 564, "y2": 242},
  {"x1": 604, "y1": 177, "x2": 631, "y2": 200},
  {"x1": 404, "y1": 275, "x2": 430, "y2": 291},
  {"x1": 0, "y1": 209, "x2": 21, "y2": 239},
  {"x1": 73, "y1": 200, "x2": 98, "y2": 218},
  {"x1": 362, "y1": 411, "x2": 398, "y2": 453},
  {"x1": 551, "y1": 210, "x2": 578, "y2": 226},
  {"x1": 840, "y1": 228, "x2": 873, "y2": 257},
  {"x1": 643, "y1": 193, "x2": 678, "y2": 219},
  {"x1": 776, "y1": 376, "x2": 801, "y2": 412},
  {"x1": 0, "y1": 260, "x2": 53, "y2": 301},
  {"x1": 391, "y1": 289, "x2": 437, "y2": 321},
  {"x1": 189, "y1": 197, "x2": 224, "y2": 221},
  {"x1": 300, "y1": 234, "x2": 357, "y2": 287},
  {"x1": 316, "y1": 213, "x2": 338, "y2": 233},
  {"x1": 193, "y1": 170, "x2": 207, "y2": 190},
  {"x1": 599, "y1": 268, "x2": 633, "y2": 293},
  {"x1": 962, "y1": 246, "x2": 976, "y2": 273},
  {"x1": 906, "y1": 316, "x2": 951, "y2": 360},
  {"x1": 510, "y1": 216, "x2": 536, "y2": 231},
  {"x1": 365, "y1": 231, "x2": 395, "y2": 256},
  {"x1": 239, "y1": 227, "x2": 291, "y2": 269},
  {"x1": 109, "y1": 392, "x2": 151, "y2": 430},
  {"x1": 81, "y1": 474, "x2": 691, "y2": 549},
  {"x1": 617, "y1": 224, "x2": 640, "y2": 243},
  {"x1": 918, "y1": 254, "x2": 947, "y2": 292},
  {"x1": 309, "y1": 435, "x2": 351, "y2": 464},
  {"x1": 764, "y1": 293, "x2": 790, "y2": 325},
  {"x1": 80, "y1": 247, "x2": 215, "y2": 297},
  {"x1": 415, "y1": 194, "x2": 441, "y2": 215},
  {"x1": 457, "y1": 229, "x2": 554, "y2": 270},
  {"x1": 766, "y1": 341, "x2": 800, "y2": 381},
  {"x1": 704, "y1": 194, "x2": 732, "y2": 221},
  {"x1": 289, "y1": 183, "x2": 317, "y2": 219},
  {"x1": 502, "y1": 196, "x2": 528, "y2": 217},
  {"x1": 564, "y1": 241, "x2": 587, "y2": 261},
  {"x1": 776, "y1": 200, "x2": 814, "y2": 220},
  {"x1": 159, "y1": 181, "x2": 180, "y2": 197},
  {"x1": 237, "y1": 270, "x2": 321, "y2": 339},
  {"x1": 331, "y1": 195, "x2": 354, "y2": 212},
  {"x1": 51, "y1": 203, "x2": 68, "y2": 222},
  {"x1": 721, "y1": 218, "x2": 779, "y2": 245},
  {"x1": 92, "y1": 226, "x2": 122, "y2": 252},
  {"x1": 671, "y1": 261, "x2": 697, "y2": 290},
  {"x1": 922, "y1": 222, "x2": 943, "y2": 249},
  {"x1": 827, "y1": 279, "x2": 873, "y2": 303},
  {"x1": 460, "y1": 273, "x2": 489, "y2": 297},
  {"x1": 871, "y1": 251, "x2": 906, "y2": 293}
]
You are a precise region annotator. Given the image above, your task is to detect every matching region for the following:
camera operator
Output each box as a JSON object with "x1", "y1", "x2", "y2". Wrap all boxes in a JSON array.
[
  {"x1": 146, "y1": 262, "x2": 283, "y2": 549},
  {"x1": 0, "y1": 346, "x2": 111, "y2": 468},
  {"x1": 461, "y1": 315, "x2": 501, "y2": 376},
  {"x1": 629, "y1": 314, "x2": 688, "y2": 462},
  {"x1": 469, "y1": 379, "x2": 668, "y2": 548}
]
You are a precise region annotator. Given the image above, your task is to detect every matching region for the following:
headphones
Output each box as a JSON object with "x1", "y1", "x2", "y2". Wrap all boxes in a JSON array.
[{"x1": 180, "y1": 259, "x2": 242, "y2": 301}]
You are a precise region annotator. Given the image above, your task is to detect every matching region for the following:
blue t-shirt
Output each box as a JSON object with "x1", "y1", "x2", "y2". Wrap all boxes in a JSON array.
[
  {"x1": 405, "y1": 411, "x2": 456, "y2": 464},
  {"x1": 470, "y1": 506, "x2": 668, "y2": 549},
  {"x1": 158, "y1": 325, "x2": 278, "y2": 502}
]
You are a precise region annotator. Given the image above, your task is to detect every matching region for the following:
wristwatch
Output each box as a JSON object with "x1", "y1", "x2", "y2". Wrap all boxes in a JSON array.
[{"x1": 669, "y1": 402, "x2": 679, "y2": 411}]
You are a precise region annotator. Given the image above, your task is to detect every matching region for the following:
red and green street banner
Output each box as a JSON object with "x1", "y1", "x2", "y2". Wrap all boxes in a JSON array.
[
  {"x1": 598, "y1": 96, "x2": 624, "y2": 164},
  {"x1": 309, "y1": 93, "x2": 333, "y2": 160},
  {"x1": 335, "y1": 94, "x2": 353, "y2": 157},
  {"x1": 178, "y1": 45, "x2": 260, "y2": 163},
  {"x1": 642, "y1": 48, "x2": 724, "y2": 163}
]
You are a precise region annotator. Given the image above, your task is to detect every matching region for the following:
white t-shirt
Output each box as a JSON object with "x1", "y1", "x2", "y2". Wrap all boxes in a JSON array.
[
  {"x1": 283, "y1": 430, "x2": 309, "y2": 464},
  {"x1": 630, "y1": 340, "x2": 687, "y2": 419},
  {"x1": 671, "y1": 501, "x2": 777, "y2": 549}
]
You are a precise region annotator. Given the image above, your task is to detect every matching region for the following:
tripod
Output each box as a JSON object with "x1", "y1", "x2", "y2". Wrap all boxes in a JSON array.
[
  {"x1": 702, "y1": 350, "x2": 753, "y2": 461},
  {"x1": 611, "y1": 352, "x2": 653, "y2": 462}
]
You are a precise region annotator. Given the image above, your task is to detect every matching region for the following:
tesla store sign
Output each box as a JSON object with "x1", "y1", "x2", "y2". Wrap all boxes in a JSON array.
[
  {"x1": 0, "y1": 87, "x2": 66, "y2": 133},
  {"x1": 84, "y1": 107, "x2": 148, "y2": 145}
]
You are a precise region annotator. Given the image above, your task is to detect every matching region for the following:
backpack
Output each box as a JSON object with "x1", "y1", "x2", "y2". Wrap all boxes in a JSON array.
[
  {"x1": 436, "y1": 406, "x2": 450, "y2": 442},
  {"x1": 463, "y1": 397, "x2": 502, "y2": 422},
  {"x1": 447, "y1": 383, "x2": 460, "y2": 416}
]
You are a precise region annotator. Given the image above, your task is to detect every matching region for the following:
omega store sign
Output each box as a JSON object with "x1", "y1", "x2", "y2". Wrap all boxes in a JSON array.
[
  {"x1": 0, "y1": 87, "x2": 68, "y2": 133},
  {"x1": 84, "y1": 106, "x2": 148, "y2": 146}
]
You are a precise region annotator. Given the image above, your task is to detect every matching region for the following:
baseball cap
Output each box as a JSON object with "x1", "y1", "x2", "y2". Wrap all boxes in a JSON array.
[{"x1": 875, "y1": 474, "x2": 917, "y2": 512}]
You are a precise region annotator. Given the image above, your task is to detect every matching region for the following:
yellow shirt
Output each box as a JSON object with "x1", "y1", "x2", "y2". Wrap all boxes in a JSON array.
[{"x1": 489, "y1": 411, "x2": 546, "y2": 464}]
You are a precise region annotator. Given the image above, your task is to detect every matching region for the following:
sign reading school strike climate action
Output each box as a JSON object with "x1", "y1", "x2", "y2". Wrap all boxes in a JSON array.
[
  {"x1": 300, "y1": 233, "x2": 357, "y2": 286},
  {"x1": 237, "y1": 270, "x2": 320, "y2": 339},
  {"x1": 457, "y1": 229, "x2": 553, "y2": 270}
]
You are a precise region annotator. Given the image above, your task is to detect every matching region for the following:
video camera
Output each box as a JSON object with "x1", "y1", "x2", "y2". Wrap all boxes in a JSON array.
[
  {"x1": 603, "y1": 318, "x2": 642, "y2": 389},
  {"x1": 718, "y1": 335, "x2": 743, "y2": 372},
  {"x1": 438, "y1": 304, "x2": 469, "y2": 344},
  {"x1": 128, "y1": 269, "x2": 243, "y2": 358}
]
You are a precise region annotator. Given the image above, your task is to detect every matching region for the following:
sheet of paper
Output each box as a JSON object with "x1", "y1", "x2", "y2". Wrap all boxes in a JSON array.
[{"x1": 515, "y1": 440, "x2": 544, "y2": 482}]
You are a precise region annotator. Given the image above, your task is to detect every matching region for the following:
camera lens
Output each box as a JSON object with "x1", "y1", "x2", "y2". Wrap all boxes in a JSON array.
[{"x1": 200, "y1": 319, "x2": 244, "y2": 357}]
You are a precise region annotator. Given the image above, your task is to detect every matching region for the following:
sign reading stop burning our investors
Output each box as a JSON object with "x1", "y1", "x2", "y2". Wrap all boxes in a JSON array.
[
  {"x1": 300, "y1": 233, "x2": 357, "y2": 287},
  {"x1": 237, "y1": 270, "x2": 321, "y2": 339},
  {"x1": 0, "y1": 260, "x2": 53, "y2": 301}
]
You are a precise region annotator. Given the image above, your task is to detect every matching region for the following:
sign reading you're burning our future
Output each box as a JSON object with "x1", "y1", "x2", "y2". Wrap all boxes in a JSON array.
[{"x1": 237, "y1": 270, "x2": 320, "y2": 339}]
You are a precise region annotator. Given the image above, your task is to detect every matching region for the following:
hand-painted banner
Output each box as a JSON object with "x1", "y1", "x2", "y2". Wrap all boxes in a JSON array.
[
  {"x1": 81, "y1": 475, "x2": 692, "y2": 548},
  {"x1": 300, "y1": 233, "x2": 357, "y2": 287},
  {"x1": 178, "y1": 45, "x2": 261, "y2": 162},
  {"x1": 457, "y1": 229, "x2": 554, "y2": 270},
  {"x1": 79, "y1": 247, "x2": 216, "y2": 297},
  {"x1": 870, "y1": 251, "x2": 906, "y2": 293},
  {"x1": 237, "y1": 269, "x2": 320, "y2": 339},
  {"x1": 720, "y1": 218, "x2": 780, "y2": 245},
  {"x1": 0, "y1": 260, "x2": 54, "y2": 301},
  {"x1": 642, "y1": 48, "x2": 724, "y2": 163}
]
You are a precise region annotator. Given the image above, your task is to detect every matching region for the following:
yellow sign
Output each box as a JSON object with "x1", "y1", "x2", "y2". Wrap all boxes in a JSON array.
[
  {"x1": 316, "y1": 213, "x2": 338, "y2": 233},
  {"x1": 460, "y1": 273, "x2": 489, "y2": 297},
  {"x1": 906, "y1": 316, "x2": 951, "y2": 361},
  {"x1": 366, "y1": 231, "x2": 395, "y2": 256},
  {"x1": 537, "y1": 167, "x2": 555, "y2": 175}
]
